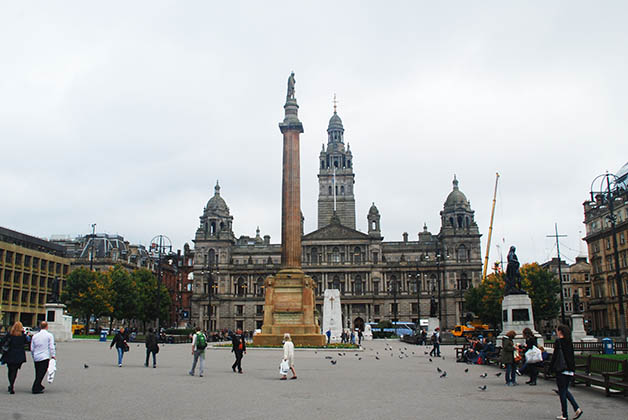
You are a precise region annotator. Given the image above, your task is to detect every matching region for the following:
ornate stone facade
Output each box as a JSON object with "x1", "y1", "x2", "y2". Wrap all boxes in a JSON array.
[{"x1": 191, "y1": 109, "x2": 482, "y2": 333}]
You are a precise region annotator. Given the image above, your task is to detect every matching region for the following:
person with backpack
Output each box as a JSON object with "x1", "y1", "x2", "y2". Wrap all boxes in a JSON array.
[
  {"x1": 189, "y1": 327, "x2": 207, "y2": 377},
  {"x1": 231, "y1": 329, "x2": 246, "y2": 374},
  {"x1": 144, "y1": 327, "x2": 159, "y2": 368},
  {"x1": 429, "y1": 328, "x2": 441, "y2": 357}
]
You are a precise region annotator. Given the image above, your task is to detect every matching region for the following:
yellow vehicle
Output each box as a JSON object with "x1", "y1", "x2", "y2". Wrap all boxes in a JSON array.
[
  {"x1": 451, "y1": 322, "x2": 491, "y2": 338},
  {"x1": 72, "y1": 324, "x2": 86, "y2": 335}
]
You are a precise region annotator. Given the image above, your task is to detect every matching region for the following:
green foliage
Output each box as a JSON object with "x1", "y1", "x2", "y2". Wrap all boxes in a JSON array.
[
  {"x1": 464, "y1": 272, "x2": 505, "y2": 328},
  {"x1": 109, "y1": 265, "x2": 139, "y2": 322},
  {"x1": 521, "y1": 263, "x2": 560, "y2": 326},
  {"x1": 164, "y1": 328, "x2": 195, "y2": 336},
  {"x1": 133, "y1": 269, "x2": 171, "y2": 324},
  {"x1": 61, "y1": 267, "x2": 113, "y2": 327}
]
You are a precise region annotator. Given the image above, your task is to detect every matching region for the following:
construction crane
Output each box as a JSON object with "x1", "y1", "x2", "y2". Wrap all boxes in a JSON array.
[{"x1": 482, "y1": 173, "x2": 500, "y2": 280}]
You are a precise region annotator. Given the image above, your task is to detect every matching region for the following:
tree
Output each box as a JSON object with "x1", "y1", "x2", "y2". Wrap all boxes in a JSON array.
[
  {"x1": 61, "y1": 267, "x2": 113, "y2": 333},
  {"x1": 464, "y1": 272, "x2": 505, "y2": 328},
  {"x1": 109, "y1": 265, "x2": 139, "y2": 329},
  {"x1": 521, "y1": 263, "x2": 560, "y2": 329},
  {"x1": 133, "y1": 268, "x2": 171, "y2": 331}
]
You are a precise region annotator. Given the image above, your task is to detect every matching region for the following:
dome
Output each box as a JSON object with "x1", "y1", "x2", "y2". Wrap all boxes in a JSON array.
[
  {"x1": 368, "y1": 202, "x2": 380, "y2": 215},
  {"x1": 444, "y1": 175, "x2": 469, "y2": 208},
  {"x1": 327, "y1": 112, "x2": 344, "y2": 132},
  {"x1": 206, "y1": 181, "x2": 229, "y2": 213}
]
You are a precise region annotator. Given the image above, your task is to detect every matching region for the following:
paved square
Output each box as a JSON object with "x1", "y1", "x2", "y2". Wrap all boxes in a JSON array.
[{"x1": 0, "y1": 339, "x2": 625, "y2": 420}]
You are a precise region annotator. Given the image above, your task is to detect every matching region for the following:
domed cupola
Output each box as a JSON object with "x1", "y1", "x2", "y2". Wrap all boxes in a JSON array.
[
  {"x1": 196, "y1": 180, "x2": 235, "y2": 241},
  {"x1": 367, "y1": 202, "x2": 381, "y2": 237},
  {"x1": 440, "y1": 175, "x2": 477, "y2": 232},
  {"x1": 327, "y1": 96, "x2": 344, "y2": 144}
]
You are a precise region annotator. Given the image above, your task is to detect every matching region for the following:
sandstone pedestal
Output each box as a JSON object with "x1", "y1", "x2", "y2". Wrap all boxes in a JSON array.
[
  {"x1": 571, "y1": 314, "x2": 596, "y2": 343},
  {"x1": 428, "y1": 317, "x2": 440, "y2": 334},
  {"x1": 499, "y1": 294, "x2": 543, "y2": 347},
  {"x1": 322, "y1": 289, "x2": 342, "y2": 343},
  {"x1": 45, "y1": 303, "x2": 73, "y2": 342},
  {"x1": 253, "y1": 269, "x2": 326, "y2": 347}
]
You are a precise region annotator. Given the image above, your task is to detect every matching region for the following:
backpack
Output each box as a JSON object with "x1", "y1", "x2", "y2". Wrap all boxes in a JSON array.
[{"x1": 196, "y1": 332, "x2": 207, "y2": 350}]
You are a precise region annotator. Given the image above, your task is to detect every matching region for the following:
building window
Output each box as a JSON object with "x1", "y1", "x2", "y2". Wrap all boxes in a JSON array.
[
  {"x1": 373, "y1": 281, "x2": 379, "y2": 295},
  {"x1": 354, "y1": 275, "x2": 363, "y2": 295},
  {"x1": 374, "y1": 305, "x2": 380, "y2": 315},
  {"x1": 585, "y1": 287, "x2": 591, "y2": 297},
  {"x1": 236, "y1": 277, "x2": 246, "y2": 296},
  {"x1": 390, "y1": 303, "x2": 398, "y2": 315},
  {"x1": 332, "y1": 248, "x2": 340, "y2": 263},
  {"x1": 236, "y1": 305, "x2": 244, "y2": 316},
  {"x1": 373, "y1": 252, "x2": 378, "y2": 264},
  {"x1": 256, "y1": 305, "x2": 263, "y2": 315},
  {"x1": 411, "y1": 303, "x2": 418, "y2": 314}
]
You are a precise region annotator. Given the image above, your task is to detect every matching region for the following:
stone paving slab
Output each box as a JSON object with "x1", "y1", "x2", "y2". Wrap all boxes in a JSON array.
[{"x1": 0, "y1": 339, "x2": 625, "y2": 420}]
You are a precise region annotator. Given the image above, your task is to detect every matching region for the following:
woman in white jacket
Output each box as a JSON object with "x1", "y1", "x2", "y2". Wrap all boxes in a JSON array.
[{"x1": 281, "y1": 333, "x2": 297, "y2": 380}]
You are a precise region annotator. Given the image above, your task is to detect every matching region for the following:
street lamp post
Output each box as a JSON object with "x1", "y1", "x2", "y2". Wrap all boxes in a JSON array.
[
  {"x1": 89, "y1": 223, "x2": 96, "y2": 271},
  {"x1": 389, "y1": 276, "x2": 399, "y2": 324},
  {"x1": 150, "y1": 235, "x2": 172, "y2": 336},
  {"x1": 589, "y1": 173, "x2": 626, "y2": 340},
  {"x1": 203, "y1": 254, "x2": 219, "y2": 332}
]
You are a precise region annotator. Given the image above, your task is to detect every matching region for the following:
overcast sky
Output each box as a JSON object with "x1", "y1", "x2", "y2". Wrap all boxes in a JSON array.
[{"x1": 1, "y1": 1, "x2": 626, "y2": 266}]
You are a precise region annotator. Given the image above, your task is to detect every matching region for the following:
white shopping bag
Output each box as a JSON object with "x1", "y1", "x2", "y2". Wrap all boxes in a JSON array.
[
  {"x1": 47, "y1": 359, "x2": 57, "y2": 384},
  {"x1": 279, "y1": 359, "x2": 290, "y2": 376},
  {"x1": 525, "y1": 346, "x2": 543, "y2": 364}
]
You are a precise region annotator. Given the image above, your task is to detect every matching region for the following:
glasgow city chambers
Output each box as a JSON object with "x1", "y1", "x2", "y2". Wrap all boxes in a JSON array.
[{"x1": 190, "y1": 106, "x2": 482, "y2": 333}]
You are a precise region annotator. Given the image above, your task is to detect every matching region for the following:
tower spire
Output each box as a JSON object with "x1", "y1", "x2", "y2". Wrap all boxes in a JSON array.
[{"x1": 333, "y1": 93, "x2": 337, "y2": 114}]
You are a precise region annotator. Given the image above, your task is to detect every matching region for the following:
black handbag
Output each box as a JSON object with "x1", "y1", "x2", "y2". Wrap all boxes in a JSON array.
[
  {"x1": 1, "y1": 336, "x2": 10, "y2": 354},
  {"x1": 553, "y1": 345, "x2": 567, "y2": 373}
]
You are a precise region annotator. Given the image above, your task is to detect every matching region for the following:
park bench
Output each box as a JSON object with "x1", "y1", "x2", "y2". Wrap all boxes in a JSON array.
[
  {"x1": 485, "y1": 346, "x2": 502, "y2": 365},
  {"x1": 573, "y1": 355, "x2": 628, "y2": 397},
  {"x1": 455, "y1": 344, "x2": 468, "y2": 360}
]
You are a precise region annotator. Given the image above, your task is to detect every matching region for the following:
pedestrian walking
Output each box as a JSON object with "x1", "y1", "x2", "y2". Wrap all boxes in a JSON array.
[
  {"x1": 110, "y1": 327, "x2": 129, "y2": 367},
  {"x1": 501, "y1": 330, "x2": 517, "y2": 386},
  {"x1": 326, "y1": 329, "x2": 331, "y2": 345},
  {"x1": 231, "y1": 329, "x2": 246, "y2": 374},
  {"x1": 517, "y1": 327, "x2": 539, "y2": 385},
  {"x1": 429, "y1": 328, "x2": 441, "y2": 357},
  {"x1": 1, "y1": 321, "x2": 29, "y2": 394},
  {"x1": 280, "y1": 333, "x2": 297, "y2": 380},
  {"x1": 144, "y1": 328, "x2": 159, "y2": 368},
  {"x1": 30, "y1": 321, "x2": 55, "y2": 394},
  {"x1": 357, "y1": 329, "x2": 363, "y2": 346},
  {"x1": 189, "y1": 327, "x2": 207, "y2": 377},
  {"x1": 550, "y1": 325, "x2": 583, "y2": 420}
]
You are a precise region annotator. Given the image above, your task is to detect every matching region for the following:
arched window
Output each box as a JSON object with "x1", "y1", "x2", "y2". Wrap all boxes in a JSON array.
[
  {"x1": 353, "y1": 247, "x2": 362, "y2": 264},
  {"x1": 458, "y1": 273, "x2": 469, "y2": 290},
  {"x1": 354, "y1": 275, "x2": 363, "y2": 295},
  {"x1": 236, "y1": 277, "x2": 246, "y2": 296},
  {"x1": 457, "y1": 215, "x2": 463, "y2": 228},
  {"x1": 371, "y1": 221, "x2": 377, "y2": 231},
  {"x1": 332, "y1": 275, "x2": 341, "y2": 291},
  {"x1": 220, "y1": 222, "x2": 225, "y2": 231},
  {"x1": 328, "y1": 186, "x2": 332, "y2": 196},
  {"x1": 347, "y1": 159, "x2": 351, "y2": 168},
  {"x1": 449, "y1": 217, "x2": 454, "y2": 227},
  {"x1": 334, "y1": 159, "x2": 339, "y2": 168},
  {"x1": 457, "y1": 245, "x2": 468, "y2": 263},
  {"x1": 389, "y1": 275, "x2": 398, "y2": 294},
  {"x1": 256, "y1": 277, "x2": 264, "y2": 296},
  {"x1": 332, "y1": 247, "x2": 340, "y2": 263},
  {"x1": 341, "y1": 185, "x2": 345, "y2": 195},
  {"x1": 210, "y1": 222, "x2": 216, "y2": 235},
  {"x1": 321, "y1": 160, "x2": 325, "y2": 169},
  {"x1": 310, "y1": 247, "x2": 319, "y2": 264},
  {"x1": 335, "y1": 185, "x2": 338, "y2": 196},
  {"x1": 465, "y1": 217, "x2": 470, "y2": 228},
  {"x1": 208, "y1": 249, "x2": 216, "y2": 265}
]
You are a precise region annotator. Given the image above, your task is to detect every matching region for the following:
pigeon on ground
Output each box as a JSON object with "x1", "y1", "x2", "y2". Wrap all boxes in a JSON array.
[
  {"x1": 464, "y1": 368, "x2": 469, "y2": 373},
  {"x1": 342, "y1": 352, "x2": 346, "y2": 356},
  {"x1": 358, "y1": 357, "x2": 362, "y2": 361},
  {"x1": 424, "y1": 351, "x2": 428, "y2": 355},
  {"x1": 315, "y1": 351, "x2": 317, "y2": 354},
  {"x1": 354, "y1": 353, "x2": 359, "y2": 356},
  {"x1": 480, "y1": 373, "x2": 488, "y2": 378},
  {"x1": 495, "y1": 372, "x2": 502, "y2": 377},
  {"x1": 338, "y1": 353, "x2": 342, "y2": 356},
  {"x1": 440, "y1": 371, "x2": 447, "y2": 378},
  {"x1": 84, "y1": 364, "x2": 89, "y2": 369},
  {"x1": 429, "y1": 358, "x2": 433, "y2": 362},
  {"x1": 478, "y1": 385, "x2": 487, "y2": 391},
  {"x1": 404, "y1": 347, "x2": 407, "y2": 350},
  {"x1": 437, "y1": 367, "x2": 442, "y2": 373},
  {"x1": 375, "y1": 356, "x2": 380, "y2": 360},
  {"x1": 399, "y1": 355, "x2": 403, "y2": 359},
  {"x1": 412, "y1": 352, "x2": 415, "y2": 355},
  {"x1": 331, "y1": 360, "x2": 337, "y2": 365},
  {"x1": 325, "y1": 356, "x2": 333, "y2": 360}
]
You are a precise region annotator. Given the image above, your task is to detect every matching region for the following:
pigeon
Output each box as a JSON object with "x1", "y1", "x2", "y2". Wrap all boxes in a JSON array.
[
  {"x1": 480, "y1": 373, "x2": 488, "y2": 378},
  {"x1": 442, "y1": 357, "x2": 445, "y2": 360},
  {"x1": 404, "y1": 347, "x2": 408, "y2": 351},
  {"x1": 358, "y1": 357, "x2": 362, "y2": 361},
  {"x1": 354, "y1": 353, "x2": 359, "y2": 357},
  {"x1": 84, "y1": 364, "x2": 89, "y2": 369},
  {"x1": 315, "y1": 351, "x2": 317, "y2": 354},
  {"x1": 399, "y1": 355, "x2": 403, "y2": 359},
  {"x1": 331, "y1": 360, "x2": 337, "y2": 365},
  {"x1": 325, "y1": 356, "x2": 333, "y2": 360},
  {"x1": 338, "y1": 353, "x2": 343, "y2": 356},
  {"x1": 464, "y1": 368, "x2": 469, "y2": 373},
  {"x1": 375, "y1": 356, "x2": 380, "y2": 360},
  {"x1": 137, "y1": 344, "x2": 140, "y2": 347},
  {"x1": 412, "y1": 352, "x2": 415, "y2": 355},
  {"x1": 424, "y1": 351, "x2": 428, "y2": 355},
  {"x1": 440, "y1": 371, "x2": 447, "y2": 378},
  {"x1": 342, "y1": 352, "x2": 346, "y2": 356},
  {"x1": 437, "y1": 367, "x2": 442, "y2": 373},
  {"x1": 429, "y1": 358, "x2": 433, "y2": 362},
  {"x1": 495, "y1": 372, "x2": 502, "y2": 377},
  {"x1": 478, "y1": 385, "x2": 487, "y2": 391}
]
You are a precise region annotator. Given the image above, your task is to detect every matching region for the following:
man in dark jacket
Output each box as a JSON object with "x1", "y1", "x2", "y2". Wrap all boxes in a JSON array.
[
  {"x1": 144, "y1": 328, "x2": 159, "y2": 368},
  {"x1": 231, "y1": 329, "x2": 246, "y2": 374},
  {"x1": 550, "y1": 325, "x2": 582, "y2": 420}
]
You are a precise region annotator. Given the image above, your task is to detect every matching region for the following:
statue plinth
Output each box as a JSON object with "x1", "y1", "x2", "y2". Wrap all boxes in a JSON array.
[
  {"x1": 499, "y1": 293, "x2": 543, "y2": 347},
  {"x1": 254, "y1": 269, "x2": 325, "y2": 346}
]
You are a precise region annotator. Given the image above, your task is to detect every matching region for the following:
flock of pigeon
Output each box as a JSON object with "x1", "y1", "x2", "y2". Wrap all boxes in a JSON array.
[{"x1": 322, "y1": 339, "x2": 501, "y2": 392}]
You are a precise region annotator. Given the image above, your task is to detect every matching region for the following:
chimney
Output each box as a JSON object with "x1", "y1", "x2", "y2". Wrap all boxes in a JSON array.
[{"x1": 403, "y1": 232, "x2": 408, "y2": 242}]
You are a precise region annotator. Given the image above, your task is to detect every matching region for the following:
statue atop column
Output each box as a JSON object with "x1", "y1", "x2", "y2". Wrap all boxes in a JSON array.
[
  {"x1": 48, "y1": 277, "x2": 60, "y2": 303},
  {"x1": 572, "y1": 291, "x2": 581, "y2": 314},
  {"x1": 504, "y1": 246, "x2": 524, "y2": 295},
  {"x1": 286, "y1": 72, "x2": 296, "y2": 101}
]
